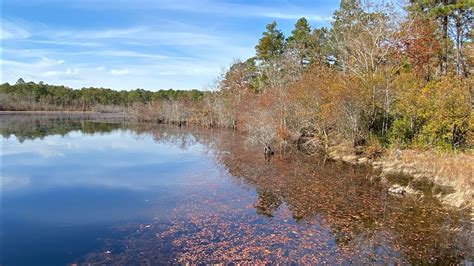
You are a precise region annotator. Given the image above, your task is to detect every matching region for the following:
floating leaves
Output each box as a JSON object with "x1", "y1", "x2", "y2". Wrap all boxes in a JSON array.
[{"x1": 79, "y1": 129, "x2": 472, "y2": 265}]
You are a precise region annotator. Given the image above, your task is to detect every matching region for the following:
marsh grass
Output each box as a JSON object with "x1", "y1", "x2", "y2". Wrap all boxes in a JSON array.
[{"x1": 385, "y1": 149, "x2": 473, "y2": 208}]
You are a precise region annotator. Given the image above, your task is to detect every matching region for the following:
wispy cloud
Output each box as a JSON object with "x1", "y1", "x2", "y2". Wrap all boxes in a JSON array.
[
  {"x1": 1, "y1": 19, "x2": 30, "y2": 40},
  {"x1": 61, "y1": 0, "x2": 334, "y2": 21},
  {"x1": 165, "y1": 1, "x2": 334, "y2": 21},
  {"x1": 53, "y1": 26, "x2": 147, "y2": 40},
  {"x1": 109, "y1": 68, "x2": 129, "y2": 76},
  {"x1": 2, "y1": 0, "x2": 337, "y2": 89},
  {"x1": 43, "y1": 68, "x2": 80, "y2": 78},
  {"x1": 27, "y1": 39, "x2": 101, "y2": 47},
  {"x1": 37, "y1": 57, "x2": 65, "y2": 67},
  {"x1": 43, "y1": 26, "x2": 226, "y2": 47},
  {"x1": 261, "y1": 12, "x2": 331, "y2": 21},
  {"x1": 1, "y1": 20, "x2": 254, "y2": 89}
]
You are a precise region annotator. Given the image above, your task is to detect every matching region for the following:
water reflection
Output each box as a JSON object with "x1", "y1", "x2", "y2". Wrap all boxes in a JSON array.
[
  {"x1": 255, "y1": 190, "x2": 282, "y2": 218},
  {"x1": 1, "y1": 114, "x2": 472, "y2": 265},
  {"x1": 0, "y1": 113, "x2": 125, "y2": 143}
]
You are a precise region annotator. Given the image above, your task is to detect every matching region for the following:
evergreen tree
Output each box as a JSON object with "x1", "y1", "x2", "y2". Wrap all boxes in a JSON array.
[
  {"x1": 255, "y1": 21, "x2": 285, "y2": 62},
  {"x1": 308, "y1": 27, "x2": 330, "y2": 65},
  {"x1": 331, "y1": 0, "x2": 365, "y2": 33},
  {"x1": 287, "y1": 17, "x2": 312, "y2": 65},
  {"x1": 330, "y1": 0, "x2": 367, "y2": 70},
  {"x1": 16, "y1": 78, "x2": 25, "y2": 85}
]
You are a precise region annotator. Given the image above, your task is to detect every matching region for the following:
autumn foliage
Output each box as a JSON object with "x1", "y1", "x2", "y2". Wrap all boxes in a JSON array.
[
  {"x1": 126, "y1": 1, "x2": 472, "y2": 152},
  {"x1": 5, "y1": 1, "x2": 470, "y2": 152}
]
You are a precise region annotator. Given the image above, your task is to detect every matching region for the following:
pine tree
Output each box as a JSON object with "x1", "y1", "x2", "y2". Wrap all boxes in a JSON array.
[
  {"x1": 16, "y1": 78, "x2": 26, "y2": 85},
  {"x1": 287, "y1": 17, "x2": 312, "y2": 65},
  {"x1": 255, "y1": 21, "x2": 285, "y2": 63}
]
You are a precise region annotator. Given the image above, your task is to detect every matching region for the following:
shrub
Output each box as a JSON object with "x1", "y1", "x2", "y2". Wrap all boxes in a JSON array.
[{"x1": 391, "y1": 74, "x2": 471, "y2": 150}]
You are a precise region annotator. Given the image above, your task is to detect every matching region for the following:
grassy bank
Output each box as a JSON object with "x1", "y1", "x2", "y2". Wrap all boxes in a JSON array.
[
  {"x1": 379, "y1": 150, "x2": 473, "y2": 208},
  {"x1": 328, "y1": 143, "x2": 473, "y2": 208}
]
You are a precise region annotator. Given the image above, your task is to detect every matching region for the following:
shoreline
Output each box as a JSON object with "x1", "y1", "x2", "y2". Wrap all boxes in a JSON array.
[
  {"x1": 2, "y1": 111, "x2": 472, "y2": 209},
  {"x1": 0, "y1": 110, "x2": 119, "y2": 114},
  {"x1": 328, "y1": 143, "x2": 473, "y2": 209},
  {"x1": 0, "y1": 110, "x2": 129, "y2": 120}
]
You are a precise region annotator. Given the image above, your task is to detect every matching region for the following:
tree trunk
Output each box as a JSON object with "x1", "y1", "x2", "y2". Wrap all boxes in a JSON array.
[
  {"x1": 439, "y1": 14, "x2": 449, "y2": 75},
  {"x1": 264, "y1": 144, "x2": 274, "y2": 156}
]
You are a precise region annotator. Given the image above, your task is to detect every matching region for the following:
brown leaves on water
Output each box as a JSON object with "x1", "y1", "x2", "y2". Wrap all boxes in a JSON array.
[
  {"x1": 80, "y1": 134, "x2": 472, "y2": 265},
  {"x1": 159, "y1": 196, "x2": 335, "y2": 264}
]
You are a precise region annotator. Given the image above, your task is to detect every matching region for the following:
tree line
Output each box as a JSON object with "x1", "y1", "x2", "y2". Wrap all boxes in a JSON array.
[
  {"x1": 134, "y1": 0, "x2": 472, "y2": 151},
  {"x1": 0, "y1": 78, "x2": 204, "y2": 112},
  {"x1": 1, "y1": 0, "x2": 472, "y2": 151}
]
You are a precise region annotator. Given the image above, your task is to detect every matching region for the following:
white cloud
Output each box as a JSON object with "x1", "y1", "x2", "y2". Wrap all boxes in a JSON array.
[
  {"x1": 109, "y1": 68, "x2": 129, "y2": 76},
  {"x1": 43, "y1": 68, "x2": 79, "y2": 78},
  {"x1": 37, "y1": 57, "x2": 65, "y2": 67}
]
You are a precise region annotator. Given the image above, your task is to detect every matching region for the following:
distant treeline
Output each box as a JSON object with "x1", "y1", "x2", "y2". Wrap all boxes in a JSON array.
[{"x1": 0, "y1": 78, "x2": 204, "y2": 112}]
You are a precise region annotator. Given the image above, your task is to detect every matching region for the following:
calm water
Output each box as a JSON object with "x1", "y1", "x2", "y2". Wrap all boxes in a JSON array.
[{"x1": 1, "y1": 114, "x2": 472, "y2": 265}]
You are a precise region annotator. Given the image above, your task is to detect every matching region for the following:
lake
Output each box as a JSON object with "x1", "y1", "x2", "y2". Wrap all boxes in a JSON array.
[{"x1": 1, "y1": 114, "x2": 472, "y2": 265}]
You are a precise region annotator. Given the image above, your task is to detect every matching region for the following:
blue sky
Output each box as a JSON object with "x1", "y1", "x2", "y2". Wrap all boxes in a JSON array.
[{"x1": 1, "y1": 0, "x2": 339, "y2": 90}]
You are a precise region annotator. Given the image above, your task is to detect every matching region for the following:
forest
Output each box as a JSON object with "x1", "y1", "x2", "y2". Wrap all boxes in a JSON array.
[
  {"x1": 1, "y1": 0, "x2": 472, "y2": 151},
  {"x1": 0, "y1": 80, "x2": 204, "y2": 112}
]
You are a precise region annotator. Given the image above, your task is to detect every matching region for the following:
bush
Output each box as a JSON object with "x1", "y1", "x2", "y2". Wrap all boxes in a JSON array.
[{"x1": 391, "y1": 75, "x2": 471, "y2": 150}]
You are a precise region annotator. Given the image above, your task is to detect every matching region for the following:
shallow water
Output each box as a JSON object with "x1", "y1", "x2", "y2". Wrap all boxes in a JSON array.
[{"x1": 1, "y1": 114, "x2": 472, "y2": 265}]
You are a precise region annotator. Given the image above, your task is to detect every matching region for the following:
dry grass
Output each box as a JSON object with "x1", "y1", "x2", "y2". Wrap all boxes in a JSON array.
[
  {"x1": 382, "y1": 149, "x2": 474, "y2": 208},
  {"x1": 327, "y1": 141, "x2": 473, "y2": 208}
]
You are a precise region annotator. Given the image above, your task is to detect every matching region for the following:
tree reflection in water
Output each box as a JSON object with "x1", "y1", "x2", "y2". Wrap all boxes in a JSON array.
[
  {"x1": 116, "y1": 122, "x2": 472, "y2": 264},
  {"x1": 2, "y1": 115, "x2": 472, "y2": 264},
  {"x1": 255, "y1": 190, "x2": 282, "y2": 218}
]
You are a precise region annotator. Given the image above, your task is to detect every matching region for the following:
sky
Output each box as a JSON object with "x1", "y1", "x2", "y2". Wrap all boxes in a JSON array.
[{"x1": 1, "y1": 0, "x2": 339, "y2": 91}]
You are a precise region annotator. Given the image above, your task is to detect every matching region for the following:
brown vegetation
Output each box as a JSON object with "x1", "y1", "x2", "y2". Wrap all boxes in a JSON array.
[
  {"x1": 128, "y1": 1, "x2": 472, "y2": 154},
  {"x1": 2, "y1": 1, "x2": 472, "y2": 206},
  {"x1": 124, "y1": 1, "x2": 474, "y2": 208}
]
